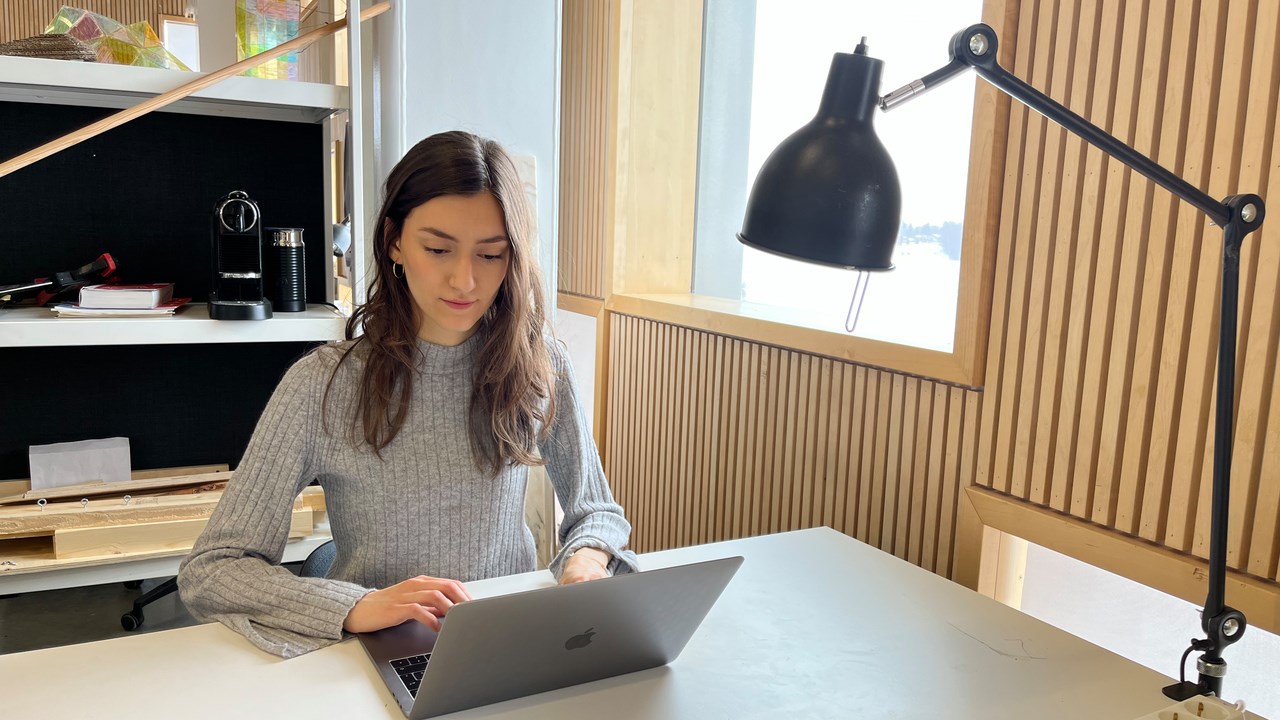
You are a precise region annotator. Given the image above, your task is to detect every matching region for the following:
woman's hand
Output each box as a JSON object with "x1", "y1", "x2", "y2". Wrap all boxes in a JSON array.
[
  {"x1": 560, "y1": 547, "x2": 612, "y2": 585},
  {"x1": 343, "y1": 575, "x2": 472, "y2": 633}
]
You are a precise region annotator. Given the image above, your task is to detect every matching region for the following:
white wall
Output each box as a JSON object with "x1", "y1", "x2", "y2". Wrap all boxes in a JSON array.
[
  {"x1": 552, "y1": 310, "x2": 597, "y2": 423},
  {"x1": 374, "y1": 0, "x2": 561, "y2": 292}
]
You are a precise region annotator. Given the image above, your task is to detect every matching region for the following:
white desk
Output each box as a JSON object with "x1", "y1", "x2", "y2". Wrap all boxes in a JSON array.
[{"x1": 0, "y1": 528, "x2": 1207, "y2": 719}]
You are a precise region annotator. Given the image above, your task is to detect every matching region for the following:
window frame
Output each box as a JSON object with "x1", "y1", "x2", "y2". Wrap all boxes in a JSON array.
[{"x1": 599, "y1": 0, "x2": 1014, "y2": 389}]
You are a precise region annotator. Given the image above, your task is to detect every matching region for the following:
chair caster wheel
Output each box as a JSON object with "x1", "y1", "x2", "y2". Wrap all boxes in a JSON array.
[{"x1": 121, "y1": 611, "x2": 144, "y2": 631}]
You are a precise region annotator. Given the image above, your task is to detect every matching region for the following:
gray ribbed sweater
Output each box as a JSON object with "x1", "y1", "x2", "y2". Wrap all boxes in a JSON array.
[{"x1": 177, "y1": 332, "x2": 638, "y2": 658}]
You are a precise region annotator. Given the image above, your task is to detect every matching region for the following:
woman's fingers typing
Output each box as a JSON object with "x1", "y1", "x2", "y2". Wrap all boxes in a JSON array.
[{"x1": 343, "y1": 575, "x2": 471, "y2": 633}]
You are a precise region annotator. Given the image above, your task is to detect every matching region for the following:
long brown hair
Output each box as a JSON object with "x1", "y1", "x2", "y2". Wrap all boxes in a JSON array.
[{"x1": 326, "y1": 131, "x2": 556, "y2": 474}]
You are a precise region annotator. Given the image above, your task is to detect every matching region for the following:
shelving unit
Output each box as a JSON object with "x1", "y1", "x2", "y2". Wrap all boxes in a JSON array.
[
  {"x1": 0, "y1": 55, "x2": 355, "y2": 481},
  {"x1": 0, "y1": 55, "x2": 351, "y2": 349}
]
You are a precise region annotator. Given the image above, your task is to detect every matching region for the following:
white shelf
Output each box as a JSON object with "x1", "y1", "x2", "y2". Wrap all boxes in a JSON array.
[
  {"x1": 0, "y1": 55, "x2": 348, "y2": 123},
  {"x1": 0, "y1": 303, "x2": 348, "y2": 347}
]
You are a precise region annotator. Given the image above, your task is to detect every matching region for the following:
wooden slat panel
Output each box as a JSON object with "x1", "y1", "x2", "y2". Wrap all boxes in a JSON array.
[
  {"x1": 558, "y1": 0, "x2": 609, "y2": 300},
  {"x1": 1113, "y1": 0, "x2": 1179, "y2": 536},
  {"x1": 983, "y1": 0, "x2": 1042, "y2": 497},
  {"x1": 1045, "y1": 0, "x2": 1103, "y2": 513},
  {"x1": 1228, "y1": 0, "x2": 1280, "y2": 571},
  {"x1": 1141, "y1": 0, "x2": 1224, "y2": 544},
  {"x1": 1189, "y1": 0, "x2": 1257, "y2": 562},
  {"x1": 1018, "y1": 0, "x2": 1080, "y2": 504},
  {"x1": 1089, "y1": 0, "x2": 1153, "y2": 528},
  {"x1": 1162, "y1": 0, "x2": 1229, "y2": 552},
  {"x1": 604, "y1": 315, "x2": 980, "y2": 574}
]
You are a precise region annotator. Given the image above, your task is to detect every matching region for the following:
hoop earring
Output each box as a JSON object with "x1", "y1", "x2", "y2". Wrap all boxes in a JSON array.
[{"x1": 392, "y1": 262, "x2": 404, "y2": 279}]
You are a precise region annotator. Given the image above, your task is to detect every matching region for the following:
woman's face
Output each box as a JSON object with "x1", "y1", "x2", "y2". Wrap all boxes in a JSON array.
[{"x1": 389, "y1": 192, "x2": 512, "y2": 346}]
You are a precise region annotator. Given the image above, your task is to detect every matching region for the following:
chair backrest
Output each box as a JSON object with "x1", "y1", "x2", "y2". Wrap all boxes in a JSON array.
[{"x1": 300, "y1": 540, "x2": 336, "y2": 578}]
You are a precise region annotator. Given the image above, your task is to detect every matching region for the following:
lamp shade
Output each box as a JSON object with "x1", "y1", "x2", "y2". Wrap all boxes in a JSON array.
[{"x1": 738, "y1": 44, "x2": 901, "y2": 270}]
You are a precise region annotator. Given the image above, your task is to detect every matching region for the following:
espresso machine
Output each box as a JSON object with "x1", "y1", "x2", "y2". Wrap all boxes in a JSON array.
[{"x1": 208, "y1": 190, "x2": 272, "y2": 320}]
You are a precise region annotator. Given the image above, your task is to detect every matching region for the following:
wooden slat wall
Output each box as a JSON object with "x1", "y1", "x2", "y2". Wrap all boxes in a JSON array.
[
  {"x1": 976, "y1": 0, "x2": 1280, "y2": 584},
  {"x1": 605, "y1": 315, "x2": 984, "y2": 575},
  {"x1": 557, "y1": 0, "x2": 610, "y2": 301},
  {"x1": 1, "y1": 1, "x2": 187, "y2": 43}
]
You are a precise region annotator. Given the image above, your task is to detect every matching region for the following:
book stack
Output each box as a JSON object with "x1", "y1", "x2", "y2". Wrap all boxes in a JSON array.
[{"x1": 52, "y1": 283, "x2": 191, "y2": 318}]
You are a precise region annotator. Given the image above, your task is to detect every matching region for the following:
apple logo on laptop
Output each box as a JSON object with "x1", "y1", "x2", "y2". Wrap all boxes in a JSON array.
[{"x1": 564, "y1": 627, "x2": 595, "y2": 650}]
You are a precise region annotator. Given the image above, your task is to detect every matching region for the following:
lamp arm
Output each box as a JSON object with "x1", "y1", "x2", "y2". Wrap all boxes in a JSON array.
[
  {"x1": 879, "y1": 23, "x2": 1232, "y2": 226},
  {"x1": 881, "y1": 22, "x2": 1267, "y2": 701}
]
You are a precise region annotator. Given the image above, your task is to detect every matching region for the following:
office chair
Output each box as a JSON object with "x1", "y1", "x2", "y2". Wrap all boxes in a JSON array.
[{"x1": 120, "y1": 540, "x2": 337, "y2": 631}]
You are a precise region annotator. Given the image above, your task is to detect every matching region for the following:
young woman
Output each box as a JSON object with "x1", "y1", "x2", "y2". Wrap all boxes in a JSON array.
[{"x1": 179, "y1": 131, "x2": 638, "y2": 658}]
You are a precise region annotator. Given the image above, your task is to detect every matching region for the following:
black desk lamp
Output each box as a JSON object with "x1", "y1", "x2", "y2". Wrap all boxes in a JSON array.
[{"x1": 739, "y1": 23, "x2": 1264, "y2": 702}]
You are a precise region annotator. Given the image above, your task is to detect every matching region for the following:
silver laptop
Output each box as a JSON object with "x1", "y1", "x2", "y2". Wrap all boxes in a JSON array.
[{"x1": 356, "y1": 555, "x2": 743, "y2": 718}]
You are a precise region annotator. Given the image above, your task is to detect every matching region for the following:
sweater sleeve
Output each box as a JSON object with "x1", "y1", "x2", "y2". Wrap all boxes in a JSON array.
[
  {"x1": 178, "y1": 351, "x2": 370, "y2": 658},
  {"x1": 539, "y1": 338, "x2": 641, "y2": 579}
]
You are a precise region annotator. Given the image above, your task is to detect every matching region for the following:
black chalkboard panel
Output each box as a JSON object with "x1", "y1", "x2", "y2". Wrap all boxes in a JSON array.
[{"x1": 0, "y1": 101, "x2": 333, "y2": 480}]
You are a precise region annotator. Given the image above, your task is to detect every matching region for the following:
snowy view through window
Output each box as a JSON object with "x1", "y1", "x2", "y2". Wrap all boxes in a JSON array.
[{"x1": 738, "y1": 0, "x2": 982, "y2": 352}]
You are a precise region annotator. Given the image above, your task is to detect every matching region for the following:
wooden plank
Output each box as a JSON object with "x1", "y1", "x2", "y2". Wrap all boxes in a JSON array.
[
  {"x1": 867, "y1": 370, "x2": 891, "y2": 546},
  {"x1": 607, "y1": 294, "x2": 975, "y2": 386},
  {"x1": 936, "y1": 386, "x2": 967, "y2": 577},
  {"x1": 1163, "y1": 0, "x2": 1230, "y2": 552},
  {"x1": 823, "y1": 359, "x2": 847, "y2": 532},
  {"x1": 1090, "y1": 0, "x2": 1157, "y2": 528},
  {"x1": 53, "y1": 507, "x2": 313, "y2": 560},
  {"x1": 1039, "y1": 0, "x2": 1099, "y2": 512},
  {"x1": 879, "y1": 374, "x2": 905, "y2": 553},
  {"x1": 1244, "y1": 9, "x2": 1280, "y2": 580},
  {"x1": 814, "y1": 356, "x2": 834, "y2": 530},
  {"x1": 922, "y1": 383, "x2": 950, "y2": 574},
  {"x1": 977, "y1": 0, "x2": 1038, "y2": 496},
  {"x1": 893, "y1": 377, "x2": 919, "y2": 559},
  {"x1": 1191, "y1": 0, "x2": 1255, "y2": 561},
  {"x1": 855, "y1": 366, "x2": 877, "y2": 542},
  {"x1": 1113, "y1": 0, "x2": 1180, "y2": 536},
  {"x1": 1013, "y1": 0, "x2": 1074, "y2": 505},
  {"x1": 967, "y1": 485, "x2": 1280, "y2": 637},
  {"x1": 832, "y1": 361, "x2": 858, "y2": 536},
  {"x1": 0, "y1": 492, "x2": 222, "y2": 540},
  {"x1": 785, "y1": 352, "x2": 809, "y2": 532},
  {"x1": 907, "y1": 381, "x2": 932, "y2": 566},
  {"x1": 557, "y1": 292, "x2": 604, "y2": 317},
  {"x1": 952, "y1": 0, "x2": 1020, "y2": 387},
  {"x1": 1078, "y1": 0, "x2": 1147, "y2": 526},
  {"x1": 1, "y1": 471, "x2": 233, "y2": 505},
  {"x1": 0, "y1": 464, "x2": 229, "y2": 501},
  {"x1": 1227, "y1": 0, "x2": 1280, "y2": 571},
  {"x1": 1062, "y1": 0, "x2": 1127, "y2": 520},
  {"x1": 1142, "y1": 0, "x2": 1223, "y2": 544}
]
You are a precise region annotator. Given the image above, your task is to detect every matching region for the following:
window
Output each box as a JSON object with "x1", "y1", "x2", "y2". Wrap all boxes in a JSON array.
[{"x1": 696, "y1": 0, "x2": 983, "y2": 352}]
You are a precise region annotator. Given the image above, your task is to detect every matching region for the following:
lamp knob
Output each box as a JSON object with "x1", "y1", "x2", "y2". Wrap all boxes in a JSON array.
[
  {"x1": 968, "y1": 31, "x2": 990, "y2": 56},
  {"x1": 1241, "y1": 203, "x2": 1258, "y2": 222}
]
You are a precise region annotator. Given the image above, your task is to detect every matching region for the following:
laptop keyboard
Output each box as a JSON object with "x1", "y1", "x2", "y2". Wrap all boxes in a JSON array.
[{"x1": 390, "y1": 653, "x2": 432, "y2": 696}]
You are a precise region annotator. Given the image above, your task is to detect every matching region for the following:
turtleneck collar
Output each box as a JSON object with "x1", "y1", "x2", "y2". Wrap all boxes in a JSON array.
[{"x1": 414, "y1": 327, "x2": 485, "y2": 376}]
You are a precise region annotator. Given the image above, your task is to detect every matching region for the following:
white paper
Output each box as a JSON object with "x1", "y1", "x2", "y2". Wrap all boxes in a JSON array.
[{"x1": 28, "y1": 437, "x2": 132, "y2": 490}]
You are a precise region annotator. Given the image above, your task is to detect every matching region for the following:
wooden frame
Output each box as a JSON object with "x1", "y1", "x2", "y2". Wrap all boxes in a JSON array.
[{"x1": 962, "y1": 485, "x2": 1280, "y2": 637}]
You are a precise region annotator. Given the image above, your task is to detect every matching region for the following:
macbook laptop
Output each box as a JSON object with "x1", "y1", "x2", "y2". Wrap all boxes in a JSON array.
[{"x1": 356, "y1": 555, "x2": 744, "y2": 719}]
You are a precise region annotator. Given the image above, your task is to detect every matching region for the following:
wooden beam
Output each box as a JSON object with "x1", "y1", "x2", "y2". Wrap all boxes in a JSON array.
[
  {"x1": 0, "y1": 491, "x2": 226, "y2": 539},
  {"x1": 966, "y1": 486, "x2": 1280, "y2": 636},
  {"x1": 557, "y1": 292, "x2": 604, "y2": 318},
  {"x1": 0, "y1": 471, "x2": 233, "y2": 505},
  {"x1": 52, "y1": 507, "x2": 313, "y2": 559}
]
